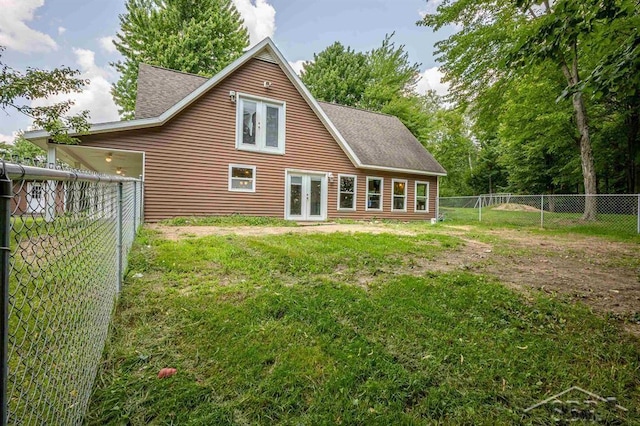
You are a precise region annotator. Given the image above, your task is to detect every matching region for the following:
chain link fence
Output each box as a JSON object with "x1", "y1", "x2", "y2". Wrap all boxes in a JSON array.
[
  {"x1": 439, "y1": 194, "x2": 640, "y2": 235},
  {"x1": 1, "y1": 160, "x2": 143, "y2": 425}
]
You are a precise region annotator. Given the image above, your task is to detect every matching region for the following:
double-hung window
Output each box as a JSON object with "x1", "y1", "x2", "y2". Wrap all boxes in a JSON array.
[
  {"x1": 237, "y1": 95, "x2": 285, "y2": 154},
  {"x1": 366, "y1": 177, "x2": 383, "y2": 211},
  {"x1": 338, "y1": 174, "x2": 356, "y2": 211},
  {"x1": 391, "y1": 179, "x2": 407, "y2": 212},
  {"x1": 228, "y1": 164, "x2": 256, "y2": 192},
  {"x1": 415, "y1": 181, "x2": 429, "y2": 212}
]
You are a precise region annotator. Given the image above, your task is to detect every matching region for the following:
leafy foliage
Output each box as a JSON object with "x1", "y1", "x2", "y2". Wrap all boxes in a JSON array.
[
  {"x1": 112, "y1": 0, "x2": 249, "y2": 119},
  {"x1": 301, "y1": 42, "x2": 370, "y2": 106},
  {"x1": 0, "y1": 47, "x2": 89, "y2": 144},
  {"x1": 419, "y1": 0, "x2": 640, "y2": 197}
]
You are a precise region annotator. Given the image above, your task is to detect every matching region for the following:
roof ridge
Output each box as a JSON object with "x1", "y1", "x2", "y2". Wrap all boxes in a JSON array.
[
  {"x1": 318, "y1": 101, "x2": 396, "y2": 118},
  {"x1": 141, "y1": 63, "x2": 209, "y2": 80}
]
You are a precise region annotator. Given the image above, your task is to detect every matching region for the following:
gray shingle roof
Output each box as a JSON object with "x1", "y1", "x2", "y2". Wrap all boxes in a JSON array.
[
  {"x1": 133, "y1": 63, "x2": 445, "y2": 175},
  {"x1": 318, "y1": 102, "x2": 446, "y2": 175},
  {"x1": 135, "y1": 63, "x2": 208, "y2": 119}
]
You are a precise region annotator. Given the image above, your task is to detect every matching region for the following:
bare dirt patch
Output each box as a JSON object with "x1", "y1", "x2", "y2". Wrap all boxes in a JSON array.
[
  {"x1": 493, "y1": 203, "x2": 540, "y2": 212},
  {"x1": 149, "y1": 223, "x2": 418, "y2": 240},
  {"x1": 416, "y1": 227, "x2": 640, "y2": 333}
]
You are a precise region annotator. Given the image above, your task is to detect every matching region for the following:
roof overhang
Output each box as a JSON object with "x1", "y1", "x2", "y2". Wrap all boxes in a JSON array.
[
  {"x1": 358, "y1": 164, "x2": 447, "y2": 177},
  {"x1": 34, "y1": 140, "x2": 145, "y2": 178}
]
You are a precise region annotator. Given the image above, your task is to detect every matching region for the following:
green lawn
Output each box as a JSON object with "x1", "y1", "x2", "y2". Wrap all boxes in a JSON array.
[
  {"x1": 441, "y1": 206, "x2": 640, "y2": 241},
  {"x1": 86, "y1": 226, "x2": 640, "y2": 424}
]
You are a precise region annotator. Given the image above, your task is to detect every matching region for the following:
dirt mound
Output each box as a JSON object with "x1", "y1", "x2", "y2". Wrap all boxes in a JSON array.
[{"x1": 493, "y1": 203, "x2": 540, "y2": 212}]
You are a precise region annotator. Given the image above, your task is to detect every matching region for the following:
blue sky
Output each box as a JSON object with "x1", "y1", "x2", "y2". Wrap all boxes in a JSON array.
[{"x1": 0, "y1": 0, "x2": 451, "y2": 143}]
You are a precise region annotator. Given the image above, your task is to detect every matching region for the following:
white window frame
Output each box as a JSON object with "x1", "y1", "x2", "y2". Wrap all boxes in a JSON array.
[
  {"x1": 236, "y1": 93, "x2": 286, "y2": 155},
  {"x1": 391, "y1": 179, "x2": 408, "y2": 212},
  {"x1": 337, "y1": 174, "x2": 357, "y2": 211},
  {"x1": 414, "y1": 181, "x2": 430, "y2": 213},
  {"x1": 228, "y1": 164, "x2": 256, "y2": 193},
  {"x1": 365, "y1": 176, "x2": 384, "y2": 211}
]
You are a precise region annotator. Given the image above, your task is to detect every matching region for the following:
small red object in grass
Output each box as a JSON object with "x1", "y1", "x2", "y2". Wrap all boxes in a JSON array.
[{"x1": 157, "y1": 368, "x2": 177, "y2": 379}]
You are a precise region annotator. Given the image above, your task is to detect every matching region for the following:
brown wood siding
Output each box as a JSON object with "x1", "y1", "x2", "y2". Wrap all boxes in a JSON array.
[{"x1": 79, "y1": 59, "x2": 440, "y2": 222}]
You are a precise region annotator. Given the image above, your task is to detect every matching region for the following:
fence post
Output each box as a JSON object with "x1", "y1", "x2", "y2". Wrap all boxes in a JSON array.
[
  {"x1": 479, "y1": 196, "x2": 482, "y2": 222},
  {"x1": 133, "y1": 181, "x2": 137, "y2": 231},
  {"x1": 540, "y1": 194, "x2": 544, "y2": 228},
  {"x1": 637, "y1": 194, "x2": 640, "y2": 234},
  {"x1": 0, "y1": 165, "x2": 12, "y2": 426},
  {"x1": 116, "y1": 182, "x2": 123, "y2": 293}
]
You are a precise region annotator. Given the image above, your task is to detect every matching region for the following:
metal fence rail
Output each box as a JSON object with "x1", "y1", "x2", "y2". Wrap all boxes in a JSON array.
[
  {"x1": 0, "y1": 161, "x2": 143, "y2": 425},
  {"x1": 439, "y1": 194, "x2": 640, "y2": 234}
]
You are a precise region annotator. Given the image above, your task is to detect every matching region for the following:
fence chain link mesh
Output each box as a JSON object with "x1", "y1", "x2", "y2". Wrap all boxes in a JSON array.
[
  {"x1": 439, "y1": 194, "x2": 640, "y2": 235},
  {"x1": 1, "y1": 160, "x2": 142, "y2": 425}
]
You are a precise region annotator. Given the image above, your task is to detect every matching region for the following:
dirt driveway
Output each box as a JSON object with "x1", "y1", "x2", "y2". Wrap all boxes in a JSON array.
[{"x1": 150, "y1": 222, "x2": 640, "y2": 330}]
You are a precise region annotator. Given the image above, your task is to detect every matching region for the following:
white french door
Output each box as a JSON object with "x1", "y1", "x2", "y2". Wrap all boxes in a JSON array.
[{"x1": 286, "y1": 172, "x2": 327, "y2": 221}]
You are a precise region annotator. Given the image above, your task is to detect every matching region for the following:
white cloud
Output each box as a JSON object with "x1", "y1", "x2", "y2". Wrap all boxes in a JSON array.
[
  {"x1": 0, "y1": 0, "x2": 58, "y2": 52},
  {"x1": 31, "y1": 48, "x2": 119, "y2": 124},
  {"x1": 418, "y1": 0, "x2": 444, "y2": 18},
  {"x1": 288, "y1": 60, "x2": 307, "y2": 76},
  {"x1": 0, "y1": 132, "x2": 18, "y2": 144},
  {"x1": 57, "y1": 26, "x2": 66, "y2": 35},
  {"x1": 99, "y1": 35, "x2": 117, "y2": 54},
  {"x1": 416, "y1": 67, "x2": 449, "y2": 97},
  {"x1": 232, "y1": 0, "x2": 276, "y2": 46}
]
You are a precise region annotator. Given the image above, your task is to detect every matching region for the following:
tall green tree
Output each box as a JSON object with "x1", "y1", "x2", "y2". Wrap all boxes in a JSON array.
[
  {"x1": 301, "y1": 34, "x2": 433, "y2": 142},
  {"x1": 300, "y1": 42, "x2": 370, "y2": 106},
  {"x1": 419, "y1": 0, "x2": 636, "y2": 218},
  {"x1": 112, "y1": 0, "x2": 249, "y2": 119},
  {"x1": 0, "y1": 47, "x2": 89, "y2": 144}
]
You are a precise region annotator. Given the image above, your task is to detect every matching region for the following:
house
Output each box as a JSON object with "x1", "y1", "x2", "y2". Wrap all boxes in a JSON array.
[{"x1": 24, "y1": 38, "x2": 446, "y2": 222}]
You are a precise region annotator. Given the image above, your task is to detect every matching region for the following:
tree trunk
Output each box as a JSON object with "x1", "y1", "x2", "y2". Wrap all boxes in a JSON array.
[
  {"x1": 626, "y1": 109, "x2": 639, "y2": 193},
  {"x1": 572, "y1": 91, "x2": 598, "y2": 220}
]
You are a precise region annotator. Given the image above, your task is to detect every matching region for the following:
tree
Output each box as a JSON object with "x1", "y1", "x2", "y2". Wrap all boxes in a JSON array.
[
  {"x1": 425, "y1": 106, "x2": 477, "y2": 196},
  {"x1": 0, "y1": 47, "x2": 89, "y2": 144},
  {"x1": 301, "y1": 34, "x2": 434, "y2": 143},
  {"x1": 360, "y1": 33, "x2": 421, "y2": 111},
  {"x1": 419, "y1": 0, "x2": 636, "y2": 219},
  {"x1": 112, "y1": 0, "x2": 249, "y2": 119},
  {"x1": 300, "y1": 42, "x2": 370, "y2": 106}
]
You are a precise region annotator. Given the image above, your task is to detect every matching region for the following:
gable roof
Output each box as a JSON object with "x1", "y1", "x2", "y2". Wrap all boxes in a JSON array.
[
  {"x1": 24, "y1": 37, "x2": 445, "y2": 176},
  {"x1": 318, "y1": 102, "x2": 446, "y2": 176},
  {"x1": 135, "y1": 64, "x2": 208, "y2": 119}
]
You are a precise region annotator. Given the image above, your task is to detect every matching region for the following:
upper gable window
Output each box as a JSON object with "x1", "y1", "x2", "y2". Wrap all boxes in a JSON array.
[{"x1": 237, "y1": 94, "x2": 285, "y2": 154}]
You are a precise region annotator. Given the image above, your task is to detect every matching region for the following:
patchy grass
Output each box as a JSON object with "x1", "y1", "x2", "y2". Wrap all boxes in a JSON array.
[
  {"x1": 440, "y1": 207, "x2": 640, "y2": 242},
  {"x1": 87, "y1": 228, "x2": 639, "y2": 425},
  {"x1": 160, "y1": 214, "x2": 298, "y2": 227}
]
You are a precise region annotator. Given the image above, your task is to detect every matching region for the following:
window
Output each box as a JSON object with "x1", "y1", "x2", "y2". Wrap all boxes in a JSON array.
[
  {"x1": 338, "y1": 174, "x2": 356, "y2": 211},
  {"x1": 228, "y1": 164, "x2": 256, "y2": 192},
  {"x1": 415, "y1": 181, "x2": 430, "y2": 212},
  {"x1": 237, "y1": 95, "x2": 285, "y2": 154},
  {"x1": 366, "y1": 177, "x2": 383, "y2": 211},
  {"x1": 391, "y1": 179, "x2": 407, "y2": 212}
]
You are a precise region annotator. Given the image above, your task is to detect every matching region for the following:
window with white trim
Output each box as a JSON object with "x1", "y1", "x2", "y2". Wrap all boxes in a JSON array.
[
  {"x1": 228, "y1": 164, "x2": 256, "y2": 192},
  {"x1": 415, "y1": 181, "x2": 429, "y2": 212},
  {"x1": 391, "y1": 179, "x2": 407, "y2": 212},
  {"x1": 366, "y1": 177, "x2": 383, "y2": 211},
  {"x1": 237, "y1": 95, "x2": 285, "y2": 154},
  {"x1": 338, "y1": 174, "x2": 356, "y2": 210}
]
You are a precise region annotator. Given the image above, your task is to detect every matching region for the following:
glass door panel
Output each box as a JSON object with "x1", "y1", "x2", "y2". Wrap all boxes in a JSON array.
[
  {"x1": 289, "y1": 175, "x2": 303, "y2": 217},
  {"x1": 309, "y1": 178, "x2": 322, "y2": 217}
]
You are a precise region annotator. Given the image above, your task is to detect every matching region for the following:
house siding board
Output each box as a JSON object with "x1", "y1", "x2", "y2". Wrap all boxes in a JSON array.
[{"x1": 79, "y1": 59, "x2": 438, "y2": 222}]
